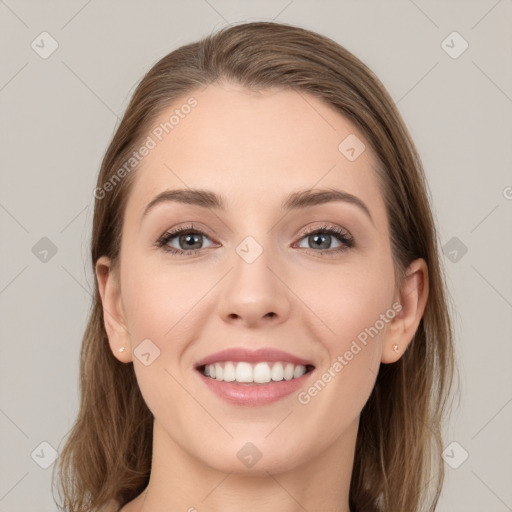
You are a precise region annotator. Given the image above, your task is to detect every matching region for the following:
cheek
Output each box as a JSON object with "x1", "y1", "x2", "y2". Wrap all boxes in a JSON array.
[
  {"x1": 333, "y1": 278, "x2": 394, "y2": 336},
  {"x1": 301, "y1": 252, "x2": 396, "y2": 392},
  {"x1": 295, "y1": 268, "x2": 395, "y2": 433},
  {"x1": 119, "y1": 255, "x2": 205, "y2": 417},
  {"x1": 305, "y1": 258, "x2": 395, "y2": 339},
  {"x1": 120, "y1": 253, "x2": 207, "y2": 344}
]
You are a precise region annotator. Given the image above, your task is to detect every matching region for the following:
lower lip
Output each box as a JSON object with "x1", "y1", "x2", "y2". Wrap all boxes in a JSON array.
[{"x1": 196, "y1": 368, "x2": 315, "y2": 406}]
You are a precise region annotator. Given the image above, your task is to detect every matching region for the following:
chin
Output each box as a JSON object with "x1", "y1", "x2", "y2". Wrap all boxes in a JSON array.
[{"x1": 200, "y1": 442, "x2": 307, "y2": 476}]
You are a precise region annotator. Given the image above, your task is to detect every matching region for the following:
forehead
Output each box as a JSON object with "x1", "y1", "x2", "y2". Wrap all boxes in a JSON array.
[{"x1": 124, "y1": 82, "x2": 385, "y2": 222}]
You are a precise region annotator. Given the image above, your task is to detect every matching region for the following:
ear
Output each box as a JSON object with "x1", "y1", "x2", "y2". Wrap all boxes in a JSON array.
[
  {"x1": 95, "y1": 256, "x2": 132, "y2": 363},
  {"x1": 381, "y1": 258, "x2": 429, "y2": 364}
]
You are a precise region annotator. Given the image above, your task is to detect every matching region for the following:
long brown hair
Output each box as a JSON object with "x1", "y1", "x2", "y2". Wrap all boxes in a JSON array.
[{"x1": 53, "y1": 21, "x2": 457, "y2": 512}]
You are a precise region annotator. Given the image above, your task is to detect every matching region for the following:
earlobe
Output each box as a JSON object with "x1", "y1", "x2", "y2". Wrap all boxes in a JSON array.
[
  {"x1": 95, "y1": 256, "x2": 132, "y2": 363},
  {"x1": 381, "y1": 258, "x2": 429, "y2": 364}
]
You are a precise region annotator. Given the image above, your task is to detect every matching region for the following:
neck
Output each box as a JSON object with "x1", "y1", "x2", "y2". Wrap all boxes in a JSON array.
[{"x1": 128, "y1": 417, "x2": 358, "y2": 512}]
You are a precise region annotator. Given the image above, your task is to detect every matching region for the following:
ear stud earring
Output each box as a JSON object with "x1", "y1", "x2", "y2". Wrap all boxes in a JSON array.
[
  {"x1": 119, "y1": 346, "x2": 126, "y2": 353},
  {"x1": 392, "y1": 344, "x2": 399, "y2": 353}
]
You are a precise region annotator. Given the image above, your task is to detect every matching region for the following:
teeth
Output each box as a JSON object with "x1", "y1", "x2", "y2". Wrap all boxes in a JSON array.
[
  {"x1": 271, "y1": 362, "x2": 284, "y2": 381},
  {"x1": 202, "y1": 361, "x2": 309, "y2": 383},
  {"x1": 284, "y1": 363, "x2": 295, "y2": 381},
  {"x1": 236, "y1": 362, "x2": 253, "y2": 382},
  {"x1": 254, "y1": 362, "x2": 271, "y2": 383},
  {"x1": 215, "y1": 363, "x2": 223, "y2": 381},
  {"x1": 223, "y1": 362, "x2": 236, "y2": 382}
]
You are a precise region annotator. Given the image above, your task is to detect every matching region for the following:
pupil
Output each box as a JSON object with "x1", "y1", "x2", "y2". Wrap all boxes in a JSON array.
[
  {"x1": 182, "y1": 233, "x2": 201, "y2": 249},
  {"x1": 311, "y1": 233, "x2": 330, "y2": 249}
]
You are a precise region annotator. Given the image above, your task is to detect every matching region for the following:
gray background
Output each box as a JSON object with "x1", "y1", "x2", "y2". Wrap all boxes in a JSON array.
[{"x1": 1, "y1": 1, "x2": 511, "y2": 511}]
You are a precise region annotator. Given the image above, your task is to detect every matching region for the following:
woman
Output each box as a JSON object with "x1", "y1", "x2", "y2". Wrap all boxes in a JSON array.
[{"x1": 53, "y1": 21, "x2": 456, "y2": 512}]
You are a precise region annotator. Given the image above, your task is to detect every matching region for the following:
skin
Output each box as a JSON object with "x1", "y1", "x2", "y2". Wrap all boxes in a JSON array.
[{"x1": 96, "y1": 81, "x2": 428, "y2": 512}]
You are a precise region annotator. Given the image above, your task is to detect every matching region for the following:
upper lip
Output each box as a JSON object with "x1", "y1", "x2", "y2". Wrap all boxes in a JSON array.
[{"x1": 194, "y1": 347, "x2": 315, "y2": 369}]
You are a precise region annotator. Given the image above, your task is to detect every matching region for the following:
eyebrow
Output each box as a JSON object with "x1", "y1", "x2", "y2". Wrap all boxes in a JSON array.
[{"x1": 141, "y1": 187, "x2": 373, "y2": 224}]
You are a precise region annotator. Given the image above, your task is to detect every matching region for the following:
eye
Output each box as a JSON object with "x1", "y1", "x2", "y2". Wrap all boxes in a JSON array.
[
  {"x1": 293, "y1": 223, "x2": 354, "y2": 257},
  {"x1": 155, "y1": 222, "x2": 354, "y2": 257},
  {"x1": 155, "y1": 223, "x2": 217, "y2": 255}
]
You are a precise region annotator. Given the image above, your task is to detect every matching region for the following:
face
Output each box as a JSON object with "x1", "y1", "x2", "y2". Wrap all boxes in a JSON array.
[{"x1": 97, "y1": 82, "x2": 422, "y2": 476}]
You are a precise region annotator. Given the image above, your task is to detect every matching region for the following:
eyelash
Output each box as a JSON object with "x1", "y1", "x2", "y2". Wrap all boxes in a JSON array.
[{"x1": 155, "y1": 222, "x2": 355, "y2": 257}]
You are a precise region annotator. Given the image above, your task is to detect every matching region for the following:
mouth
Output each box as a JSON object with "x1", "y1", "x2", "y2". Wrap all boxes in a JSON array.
[
  {"x1": 196, "y1": 361, "x2": 316, "y2": 384},
  {"x1": 194, "y1": 356, "x2": 316, "y2": 406},
  {"x1": 194, "y1": 347, "x2": 315, "y2": 384}
]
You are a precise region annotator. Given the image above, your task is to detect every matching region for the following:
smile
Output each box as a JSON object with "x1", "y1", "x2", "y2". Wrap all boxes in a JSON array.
[{"x1": 199, "y1": 361, "x2": 314, "y2": 384}]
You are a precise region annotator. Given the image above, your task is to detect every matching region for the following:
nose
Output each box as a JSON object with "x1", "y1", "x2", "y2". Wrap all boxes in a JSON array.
[{"x1": 217, "y1": 249, "x2": 291, "y2": 328}]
